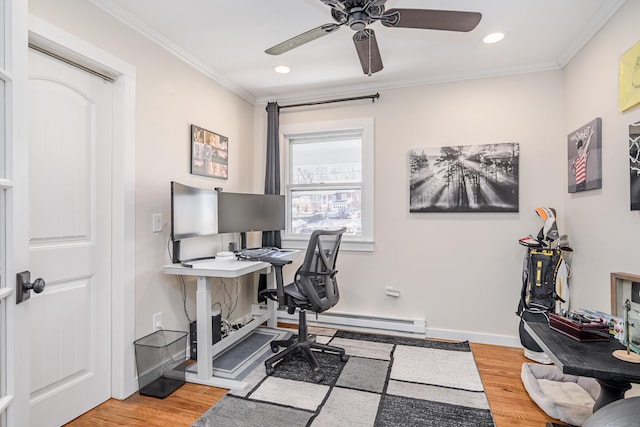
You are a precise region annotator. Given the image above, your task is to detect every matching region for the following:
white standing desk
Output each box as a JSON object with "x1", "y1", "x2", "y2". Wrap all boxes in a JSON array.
[{"x1": 163, "y1": 257, "x2": 282, "y2": 390}]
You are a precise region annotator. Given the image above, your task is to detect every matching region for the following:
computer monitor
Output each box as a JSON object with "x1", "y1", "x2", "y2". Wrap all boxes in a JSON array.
[
  {"x1": 217, "y1": 192, "x2": 285, "y2": 234},
  {"x1": 170, "y1": 182, "x2": 218, "y2": 261},
  {"x1": 169, "y1": 184, "x2": 285, "y2": 261}
]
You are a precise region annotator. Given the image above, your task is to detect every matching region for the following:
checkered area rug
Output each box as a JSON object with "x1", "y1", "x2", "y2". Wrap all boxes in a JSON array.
[{"x1": 193, "y1": 329, "x2": 495, "y2": 427}]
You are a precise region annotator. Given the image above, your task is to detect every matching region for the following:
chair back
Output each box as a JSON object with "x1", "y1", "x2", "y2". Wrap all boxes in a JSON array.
[{"x1": 294, "y1": 228, "x2": 346, "y2": 313}]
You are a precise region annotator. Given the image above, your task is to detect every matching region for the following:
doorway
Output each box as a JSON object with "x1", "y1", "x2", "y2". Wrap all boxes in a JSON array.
[
  {"x1": 28, "y1": 46, "x2": 113, "y2": 427},
  {"x1": 14, "y1": 16, "x2": 137, "y2": 425}
]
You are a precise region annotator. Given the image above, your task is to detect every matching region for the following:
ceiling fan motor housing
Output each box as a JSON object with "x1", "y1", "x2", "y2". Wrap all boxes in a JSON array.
[{"x1": 348, "y1": 10, "x2": 369, "y2": 31}]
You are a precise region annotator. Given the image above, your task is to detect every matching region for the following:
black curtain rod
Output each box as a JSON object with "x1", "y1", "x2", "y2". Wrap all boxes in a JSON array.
[{"x1": 277, "y1": 92, "x2": 380, "y2": 110}]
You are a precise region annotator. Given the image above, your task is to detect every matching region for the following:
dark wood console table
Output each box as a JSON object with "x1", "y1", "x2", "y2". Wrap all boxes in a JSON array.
[{"x1": 524, "y1": 321, "x2": 640, "y2": 411}]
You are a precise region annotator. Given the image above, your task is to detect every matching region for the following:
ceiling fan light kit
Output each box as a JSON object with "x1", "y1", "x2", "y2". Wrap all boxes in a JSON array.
[{"x1": 265, "y1": 0, "x2": 482, "y2": 76}]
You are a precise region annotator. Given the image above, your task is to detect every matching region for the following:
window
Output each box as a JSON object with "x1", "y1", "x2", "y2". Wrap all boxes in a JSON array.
[{"x1": 282, "y1": 118, "x2": 374, "y2": 251}]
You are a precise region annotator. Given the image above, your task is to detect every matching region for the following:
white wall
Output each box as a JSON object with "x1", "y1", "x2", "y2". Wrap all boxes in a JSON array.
[
  {"x1": 29, "y1": 0, "x2": 257, "y2": 338},
  {"x1": 563, "y1": 0, "x2": 640, "y2": 312},
  {"x1": 255, "y1": 71, "x2": 566, "y2": 344}
]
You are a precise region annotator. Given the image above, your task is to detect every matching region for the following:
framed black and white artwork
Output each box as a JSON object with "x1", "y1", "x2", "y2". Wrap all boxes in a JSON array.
[{"x1": 409, "y1": 142, "x2": 519, "y2": 213}]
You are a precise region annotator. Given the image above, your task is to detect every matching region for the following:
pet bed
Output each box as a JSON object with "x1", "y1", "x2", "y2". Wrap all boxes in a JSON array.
[{"x1": 521, "y1": 363, "x2": 600, "y2": 426}]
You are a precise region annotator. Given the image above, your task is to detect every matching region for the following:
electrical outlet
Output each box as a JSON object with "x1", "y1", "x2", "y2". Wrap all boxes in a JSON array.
[
  {"x1": 152, "y1": 214, "x2": 163, "y2": 233},
  {"x1": 153, "y1": 312, "x2": 163, "y2": 331}
]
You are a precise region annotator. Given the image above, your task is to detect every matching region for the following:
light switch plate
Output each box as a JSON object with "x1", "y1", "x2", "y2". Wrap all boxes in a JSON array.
[{"x1": 152, "y1": 214, "x2": 163, "y2": 232}]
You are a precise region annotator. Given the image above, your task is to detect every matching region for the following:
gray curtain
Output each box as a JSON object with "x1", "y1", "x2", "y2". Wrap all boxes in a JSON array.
[
  {"x1": 262, "y1": 101, "x2": 281, "y2": 248},
  {"x1": 259, "y1": 102, "x2": 281, "y2": 301}
]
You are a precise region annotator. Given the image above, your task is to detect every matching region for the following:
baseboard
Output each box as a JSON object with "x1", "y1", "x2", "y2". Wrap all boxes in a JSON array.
[
  {"x1": 254, "y1": 304, "x2": 426, "y2": 338},
  {"x1": 252, "y1": 304, "x2": 521, "y2": 347},
  {"x1": 426, "y1": 327, "x2": 521, "y2": 348}
]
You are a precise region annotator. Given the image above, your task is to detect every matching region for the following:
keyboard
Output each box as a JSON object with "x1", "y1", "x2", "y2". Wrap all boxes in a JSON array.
[{"x1": 237, "y1": 247, "x2": 279, "y2": 260}]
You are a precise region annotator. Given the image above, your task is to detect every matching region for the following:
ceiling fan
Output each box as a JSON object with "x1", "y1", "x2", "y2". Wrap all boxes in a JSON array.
[{"x1": 265, "y1": 0, "x2": 482, "y2": 76}]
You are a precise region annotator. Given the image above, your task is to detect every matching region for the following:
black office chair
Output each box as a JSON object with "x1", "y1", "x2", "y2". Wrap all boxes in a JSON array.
[{"x1": 259, "y1": 227, "x2": 348, "y2": 383}]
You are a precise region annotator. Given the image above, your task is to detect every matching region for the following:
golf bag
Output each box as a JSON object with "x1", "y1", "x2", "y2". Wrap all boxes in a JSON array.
[
  {"x1": 516, "y1": 208, "x2": 571, "y2": 362},
  {"x1": 516, "y1": 248, "x2": 566, "y2": 358},
  {"x1": 516, "y1": 248, "x2": 565, "y2": 316}
]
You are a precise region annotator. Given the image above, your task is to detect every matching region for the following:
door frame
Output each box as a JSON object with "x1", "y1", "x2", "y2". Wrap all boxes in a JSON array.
[{"x1": 27, "y1": 15, "x2": 137, "y2": 400}]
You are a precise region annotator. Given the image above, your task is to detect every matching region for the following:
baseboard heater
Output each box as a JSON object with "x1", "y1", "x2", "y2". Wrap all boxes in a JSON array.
[{"x1": 252, "y1": 304, "x2": 425, "y2": 337}]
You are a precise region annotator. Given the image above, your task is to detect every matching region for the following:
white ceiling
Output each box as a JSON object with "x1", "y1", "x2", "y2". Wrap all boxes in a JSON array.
[{"x1": 90, "y1": 0, "x2": 625, "y2": 104}]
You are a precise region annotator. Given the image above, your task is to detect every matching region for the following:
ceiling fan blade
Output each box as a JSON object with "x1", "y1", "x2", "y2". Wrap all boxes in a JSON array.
[
  {"x1": 381, "y1": 9, "x2": 482, "y2": 32},
  {"x1": 266, "y1": 23, "x2": 341, "y2": 55},
  {"x1": 320, "y1": 0, "x2": 349, "y2": 14},
  {"x1": 353, "y1": 29, "x2": 383, "y2": 76},
  {"x1": 365, "y1": 0, "x2": 388, "y2": 12}
]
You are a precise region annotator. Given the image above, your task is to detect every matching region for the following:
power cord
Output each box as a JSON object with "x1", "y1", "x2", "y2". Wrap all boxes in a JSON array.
[
  {"x1": 177, "y1": 275, "x2": 192, "y2": 323},
  {"x1": 166, "y1": 235, "x2": 173, "y2": 262}
]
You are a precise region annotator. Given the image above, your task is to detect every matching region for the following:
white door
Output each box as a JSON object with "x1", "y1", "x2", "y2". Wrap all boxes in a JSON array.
[{"x1": 27, "y1": 48, "x2": 112, "y2": 427}]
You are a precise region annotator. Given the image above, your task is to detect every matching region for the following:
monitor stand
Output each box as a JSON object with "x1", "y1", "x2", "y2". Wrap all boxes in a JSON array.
[
  {"x1": 172, "y1": 240, "x2": 181, "y2": 263},
  {"x1": 171, "y1": 239, "x2": 215, "y2": 264}
]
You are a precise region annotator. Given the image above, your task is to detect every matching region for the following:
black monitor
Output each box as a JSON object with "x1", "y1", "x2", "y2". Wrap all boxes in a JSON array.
[{"x1": 217, "y1": 192, "x2": 285, "y2": 235}]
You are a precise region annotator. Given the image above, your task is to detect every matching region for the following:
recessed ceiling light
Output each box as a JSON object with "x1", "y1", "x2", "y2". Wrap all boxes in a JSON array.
[
  {"x1": 274, "y1": 65, "x2": 290, "y2": 74},
  {"x1": 483, "y1": 32, "x2": 505, "y2": 44}
]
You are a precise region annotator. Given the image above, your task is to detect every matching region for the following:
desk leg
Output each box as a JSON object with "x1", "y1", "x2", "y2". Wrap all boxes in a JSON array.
[
  {"x1": 594, "y1": 379, "x2": 632, "y2": 411},
  {"x1": 195, "y1": 276, "x2": 213, "y2": 381},
  {"x1": 265, "y1": 266, "x2": 277, "y2": 328}
]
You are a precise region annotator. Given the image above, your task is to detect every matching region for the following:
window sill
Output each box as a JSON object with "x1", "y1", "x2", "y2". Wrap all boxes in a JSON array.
[{"x1": 282, "y1": 238, "x2": 373, "y2": 252}]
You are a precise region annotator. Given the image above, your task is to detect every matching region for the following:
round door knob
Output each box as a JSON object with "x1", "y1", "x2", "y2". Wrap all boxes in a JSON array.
[{"x1": 28, "y1": 278, "x2": 46, "y2": 294}]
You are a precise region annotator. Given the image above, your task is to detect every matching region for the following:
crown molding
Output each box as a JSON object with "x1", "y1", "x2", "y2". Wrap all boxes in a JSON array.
[
  {"x1": 555, "y1": 0, "x2": 626, "y2": 67},
  {"x1": 255, "y1": 61, "x2": 563, "y2": 105},
  {"x1": 89, "y1": 0, "x2": 256, "y2": 104}
]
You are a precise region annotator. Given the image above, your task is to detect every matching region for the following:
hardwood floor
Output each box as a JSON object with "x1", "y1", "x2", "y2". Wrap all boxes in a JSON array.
[
  {"x1": 64, "y1": 382, "x2": 226, "y2": 427},
  {"x1": 66, "y1": 341, "x2": 561, "y2": 427},
  {"x1": 471, "y1": 342, "x2": 559, "y2": 426}
]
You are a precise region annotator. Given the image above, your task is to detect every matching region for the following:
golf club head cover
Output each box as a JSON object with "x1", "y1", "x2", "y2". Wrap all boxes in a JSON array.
[{"x1": 535, "y1": 207, "x2": 559, "y2": 242}]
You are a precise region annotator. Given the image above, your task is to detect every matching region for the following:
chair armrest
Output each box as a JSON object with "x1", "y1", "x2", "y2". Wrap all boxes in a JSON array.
[{"x1": 260, "y1": 257, "x2": 292, "y2": 309}]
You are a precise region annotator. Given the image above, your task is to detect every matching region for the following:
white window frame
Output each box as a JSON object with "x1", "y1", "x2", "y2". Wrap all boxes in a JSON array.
[{"x1": 281, "y1": 117, "x2": 374, "y2": 252}]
